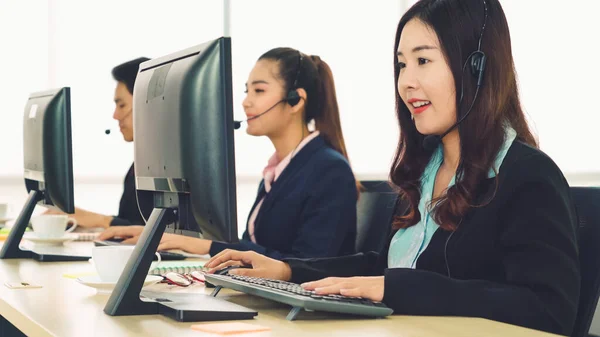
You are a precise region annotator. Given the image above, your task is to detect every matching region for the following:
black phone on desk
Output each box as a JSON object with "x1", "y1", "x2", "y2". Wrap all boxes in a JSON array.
[{"x1": 93, "y1": 239, "x2": 187, "y2": 261}]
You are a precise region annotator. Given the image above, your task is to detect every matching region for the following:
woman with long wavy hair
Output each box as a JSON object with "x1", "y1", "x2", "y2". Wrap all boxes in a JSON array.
[{"x1": 204, "y1": 0, "x2": 580, "y2": 334}]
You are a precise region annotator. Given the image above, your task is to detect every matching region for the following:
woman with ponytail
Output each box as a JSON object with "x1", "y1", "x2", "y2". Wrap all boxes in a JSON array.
[{"x1": 99, "y1": 47, "x2": 360, "y2": 260}]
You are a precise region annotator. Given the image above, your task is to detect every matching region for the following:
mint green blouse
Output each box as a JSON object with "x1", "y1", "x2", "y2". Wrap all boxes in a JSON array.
[{"x1": 388, "y1": 127, "x2": 517, "y2": 268}]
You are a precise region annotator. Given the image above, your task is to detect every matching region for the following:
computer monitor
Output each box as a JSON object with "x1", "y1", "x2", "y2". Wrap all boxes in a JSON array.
[
  {"x1": 133, "y1": 37, "x2": 238, "y2": 242},
  {"x1": 0, "y1": 87, "x2": 88, "y2": 261},
  {"x1": 105, "y1": 37, "x2": 253, "y2": 321}
]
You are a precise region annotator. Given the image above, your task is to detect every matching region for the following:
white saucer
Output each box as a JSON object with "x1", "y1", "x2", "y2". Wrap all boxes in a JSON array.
[
  {"x1": 76, "y1": 275, "x2": 163, "y2": 294},
  {"x1": 23, "y1": 232, "x2": 78, "y2": 246}
]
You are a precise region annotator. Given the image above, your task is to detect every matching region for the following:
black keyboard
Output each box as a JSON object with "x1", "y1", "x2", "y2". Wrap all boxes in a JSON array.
[{"x1": 204, "y1": 274, "x2": 393, "y2": 320}]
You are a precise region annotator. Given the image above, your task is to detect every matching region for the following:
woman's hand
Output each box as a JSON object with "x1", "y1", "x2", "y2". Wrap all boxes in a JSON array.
[
  {"x1": 157, "y1": 234, "x2": 212, "y2": 255},
  {"x1": 98, "y1": 227, "x2": 212, "y2": 255},
  {"x1": 97, "y1": 225, "x2": 144, "y2": 244},
  {"x1": 43, "y1": 208, "x2": 64, "y2": 216},
  {"x1": 301, "y1": 276, "x2": 385, "y2": 302},
  {"x1": 205, "y1": 249, "x2": 292, "y2": 281},
  {"x1": 44, "y1": 207, "x2": 112, "y2": 229}
]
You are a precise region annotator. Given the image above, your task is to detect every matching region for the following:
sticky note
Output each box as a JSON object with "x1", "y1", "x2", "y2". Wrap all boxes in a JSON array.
[
  {"x1": 191, "y1": 322, "x2": 271, "y2": 335},
  {"x1": 63, "y1": 272, "x2": 96, "y2": 279}
]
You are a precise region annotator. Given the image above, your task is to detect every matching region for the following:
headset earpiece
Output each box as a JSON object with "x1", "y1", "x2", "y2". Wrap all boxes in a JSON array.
[
  {"x1": 470, "y1": 51, "x2": 487, "y2": 86},
  {"x1": 286, "y1": 89, "x2": 301, "y2": 106},
  {"x1": 286, "y1": 51, "x2": 303, "y2": 107},
  {"x1": 469, "y1": 0, "x2": 488, "y2": 87}
]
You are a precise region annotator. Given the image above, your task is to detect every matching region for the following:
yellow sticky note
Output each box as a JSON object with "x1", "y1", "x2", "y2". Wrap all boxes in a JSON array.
[
  {"x1": 191, "y1": 322, "x2": 271, "y2": 335},
  {"x1": 63, "y1": 272, "x2": 96, "y2": 279}
]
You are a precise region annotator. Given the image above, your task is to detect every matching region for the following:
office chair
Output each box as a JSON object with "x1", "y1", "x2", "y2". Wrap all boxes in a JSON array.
[
  {"x1": 355, "y1": 180, "x2": 403, "y2": 254},
  {"x1": 570, "y1": 186, "x2": 600, "y2": 337}
]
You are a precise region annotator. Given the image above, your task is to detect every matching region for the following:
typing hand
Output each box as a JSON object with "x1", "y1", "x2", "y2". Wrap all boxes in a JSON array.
[
  {"x1": 301, "y1": 276, "x2": 385, "y2": 302},
  {"x1": 205, "y1": 249, "x2": 292, "y2": 281},
  {"x1": 97, "y1": 225, "x2": 144, "y2": 244},
  {"x1": 44, "y1": 207, "x2": 111, "y2": 229},
  {"x1": 157, "y1": 234, "x2": 212, "y2": 255}
]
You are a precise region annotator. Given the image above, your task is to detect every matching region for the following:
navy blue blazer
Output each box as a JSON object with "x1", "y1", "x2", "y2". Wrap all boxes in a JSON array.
[{"x1": 209, "y1": 135, "x2": 357, "y2": 260}]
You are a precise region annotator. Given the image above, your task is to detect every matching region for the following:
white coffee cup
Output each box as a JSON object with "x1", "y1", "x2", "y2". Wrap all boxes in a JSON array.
[
  {"x1": 0, "y1": 203, "x2": 8, "y2": 219},
  {"x1": 92, "y1": 246, "x2": 162, "y2": 283},
  {"x1": 30, "y1": 215, "x2": 78, "y2": 239}
]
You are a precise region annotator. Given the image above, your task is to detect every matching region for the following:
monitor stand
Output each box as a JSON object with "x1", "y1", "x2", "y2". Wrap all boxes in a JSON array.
[
  {"x1": 103, "y1": 206, "x2": 257, "y2": 321},
  {"x1": 0, "y1": 190, "x2": 90, "y2": 262}
]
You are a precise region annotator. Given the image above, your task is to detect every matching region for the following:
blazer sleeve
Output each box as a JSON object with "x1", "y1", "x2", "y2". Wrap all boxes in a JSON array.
[
  {"x1": 210, "y1": 160, "x2": 358, "y2": 260},
  {"x1": 110, "y1": 217, "x2": 133, "y2": 226},
  {"x1": 284, "y1": 252, "x2": 384, "y2": 284},
  {"x1": 381, "y1": 152, "x2": 580, "y2": 336},
  {"x1": 110, "y1": 164, "x2": 148, "y2": 227}
]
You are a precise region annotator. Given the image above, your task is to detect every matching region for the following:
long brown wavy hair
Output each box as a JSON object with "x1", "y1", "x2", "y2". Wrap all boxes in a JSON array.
[{"x1": 391, "y1": 0, "x2": 537, "y2": 231}]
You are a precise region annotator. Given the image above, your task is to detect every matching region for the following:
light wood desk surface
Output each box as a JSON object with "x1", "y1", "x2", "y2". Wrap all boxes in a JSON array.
[{"x1": 0, "y1": 242, "x2": 564, "y2": 337}]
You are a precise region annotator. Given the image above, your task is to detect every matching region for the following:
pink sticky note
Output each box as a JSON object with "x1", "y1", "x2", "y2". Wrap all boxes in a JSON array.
[{"x1": 191, "y1": 322, "x2": 271, "y2": 335}]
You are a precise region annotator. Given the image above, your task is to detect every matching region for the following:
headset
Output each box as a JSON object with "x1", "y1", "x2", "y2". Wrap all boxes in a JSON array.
[
  {"x1": 286, "y1": 51, "x2": 303, "y2": 107},
  {"x1": 443, "y1": 0, "x2": 489, "y2": 278},
  {"x1": 422, "y1": 0, "x2": 489, "y2": 151},
  {"x1": 233, "y1": 50, "x2": 303, "y2": 129}
]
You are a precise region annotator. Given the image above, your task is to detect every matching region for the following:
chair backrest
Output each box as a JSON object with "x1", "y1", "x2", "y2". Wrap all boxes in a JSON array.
[
  {"x1": 570, "y1": 186, "x2": 600, "y2": 337},
  {"x1": 355, "y1": 180, "x2": 401, "y2": 254}
]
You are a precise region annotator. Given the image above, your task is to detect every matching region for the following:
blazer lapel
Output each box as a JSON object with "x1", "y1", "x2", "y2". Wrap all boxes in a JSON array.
[{"x1": 256, "y1": 135, "x2": 327, "y2": 221}]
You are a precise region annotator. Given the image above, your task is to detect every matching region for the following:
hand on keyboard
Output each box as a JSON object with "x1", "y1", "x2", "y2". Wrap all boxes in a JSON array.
[
  {"x1": 301, "y1": 276, "x2": 385, "y2": 302},
  {"x1": 97, "y1": 225, "x2": 144, "y2": 244},
  {"x1": 206, "y1": 249, "x2": 292, "y2": 281},
  {"x1": 156, "y1": 233, "x2": 212, "y2": 255},
  {"x1": 204, "y1": 273, "x2": 393, "y2": 319}
]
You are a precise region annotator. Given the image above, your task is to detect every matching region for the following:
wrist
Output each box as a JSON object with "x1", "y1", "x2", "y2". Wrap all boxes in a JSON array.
[
  {"x1": 281, "y1": 262, "x2": 292, "y2": 282},
  {"x1": 101, "y1": 215, "x2": 113, "y2": 228},
  {"x1": 186, "y1": 238, "x2": 211, "y2": 255},
  {"x1": 206, "y1": 240, "x2": 213, "y2": 255}
]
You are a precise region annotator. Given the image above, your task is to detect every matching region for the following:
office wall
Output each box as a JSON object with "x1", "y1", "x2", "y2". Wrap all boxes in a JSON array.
[
  {"x1": 0, "y1": 0, "x2": 49, "y2": 178},
  {"x1": 228, "y1": 0, "x2": 403, "y2": 178},
  {"x1": 2, "y1": 0, "x2": 599, "y2": 184},
  {"x1": 0, "y1": 0, "x2": 403, "y2": 182},
  {"x1": 3, "y1": 0, "x2": 600, "y2": 225},
  {"x1": 2, "y1": 0, "x2": 600, "y2": 211},
  {"x1": 0, "y1": 0, "x2": 404, "y2": 238},
  {"x1": 3, "y1": 0, "x2": 600, "y2": 182},
  {"x1": 404, "y1": 0, "x2": 600, "y2": 174}
]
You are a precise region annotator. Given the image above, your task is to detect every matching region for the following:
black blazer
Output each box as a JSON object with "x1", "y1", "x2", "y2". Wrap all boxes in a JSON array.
[
  {"x1": 210, "y1": 135, "x2": 358, "y2": 260},
  {"x1": 285, "y1": 141, "x2": 580, "y2": 336},
  {"x1": 110, "y1": 164, "x2": 151, "y2": 226}
]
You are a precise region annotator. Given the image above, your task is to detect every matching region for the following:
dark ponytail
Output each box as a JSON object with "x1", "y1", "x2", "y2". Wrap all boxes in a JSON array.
[
  {"x1": 259, "y1": 48, "x2": 361, "y2": 194},
  {"x1": 309, "y1": 56, "x2": 350, "y2": 163}
]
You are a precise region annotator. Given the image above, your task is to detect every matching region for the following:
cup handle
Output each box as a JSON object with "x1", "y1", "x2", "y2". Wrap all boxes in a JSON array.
[
  {"x1": 65, "y1": 218, "x2": 78, "y2": 233},
  {"x1": 153, "y1": 252, "x2": 162, "y2": 270}
]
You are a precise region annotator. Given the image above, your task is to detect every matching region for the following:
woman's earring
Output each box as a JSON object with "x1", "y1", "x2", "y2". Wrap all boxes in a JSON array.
[{"x1": 411, "y1": 114, "x2": 414, "y2": 121}]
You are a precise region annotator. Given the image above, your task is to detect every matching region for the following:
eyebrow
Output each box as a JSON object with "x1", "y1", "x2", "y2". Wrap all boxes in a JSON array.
[
  {"x1": 397, "y1": 45, "x2": 438, "y2": 57},
  {"x1": 245, "y1": 80, "x2": 269, "y2": 87},
  {"x1": 114, "y1": 98, "x2": 122, "y2": 104}
]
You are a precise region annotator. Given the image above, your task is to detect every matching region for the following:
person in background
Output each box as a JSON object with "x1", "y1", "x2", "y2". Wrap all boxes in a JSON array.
[
  {"x1": 99, "y1": 48, "x2": 361, "y2": 260},
  {"x1": 46, "y1": 57, "x2": 152, "y2": 229}
]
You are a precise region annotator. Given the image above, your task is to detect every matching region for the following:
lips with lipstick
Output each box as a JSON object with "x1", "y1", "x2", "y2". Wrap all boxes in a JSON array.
[{"x1": 407, "y1": 99, "x2": 431, "y2": 114}]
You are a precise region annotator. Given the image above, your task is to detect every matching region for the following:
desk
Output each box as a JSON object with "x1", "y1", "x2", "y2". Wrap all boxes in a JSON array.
[{"x1": 0, "y1": 242, "x2": 563, "y2": 337}]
